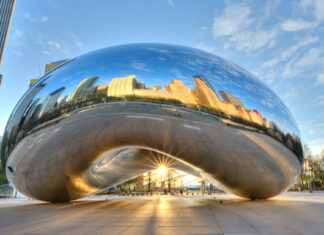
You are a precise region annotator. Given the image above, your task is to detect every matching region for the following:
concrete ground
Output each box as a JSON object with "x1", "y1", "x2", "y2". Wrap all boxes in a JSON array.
[{"x1": 0, "y1": 192, "x2": 324, "y2": 235}]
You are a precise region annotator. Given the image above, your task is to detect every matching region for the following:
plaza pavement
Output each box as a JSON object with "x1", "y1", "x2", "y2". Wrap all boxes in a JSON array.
[{"x1": 0, "y1": 192, "x2": 324, "y2": 235}]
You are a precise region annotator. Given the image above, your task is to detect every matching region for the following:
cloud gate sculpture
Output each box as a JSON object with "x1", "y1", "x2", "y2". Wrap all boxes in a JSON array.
[{"x1": 1, "y1": 43, "x2": 303, "y2": 202}]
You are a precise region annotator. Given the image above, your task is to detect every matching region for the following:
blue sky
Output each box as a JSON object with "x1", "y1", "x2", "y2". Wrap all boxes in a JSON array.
[{"x1": 0, "y1": 0, "x2": 324, "y2": 155}]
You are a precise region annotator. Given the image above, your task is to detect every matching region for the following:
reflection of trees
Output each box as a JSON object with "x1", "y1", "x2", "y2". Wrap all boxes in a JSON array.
[
  {"x1": 294, "y1": 145, "x2": 324, "y2": 190},
  {"x1": 269, "y1": 122, "x2": 303, "y2": 162}
]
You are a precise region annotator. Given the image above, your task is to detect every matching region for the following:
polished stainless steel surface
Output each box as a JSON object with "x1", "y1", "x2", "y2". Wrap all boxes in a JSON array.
[{"x1": 1, "y1": 43, "x2": 303, "y2": 202}]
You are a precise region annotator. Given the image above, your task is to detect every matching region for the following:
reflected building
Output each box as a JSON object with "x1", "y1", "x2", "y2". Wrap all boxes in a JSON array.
[
  {"x1": 69, "y1": 76, "x2": 99, "y2": 101},
  {"x1": 101, "y1": 74, "x2": 268, "y2": 128},
  {"x1": 96, "y1": 85, "x2": 108, "y2": 96},
  {"x1": 165, "y1": 80, "x2": 197, "y2": 105},
  {"x1": 192, "y1": 76, "x2": 221, "y2": 109},
  {"x1": 219, "y1": 91, "x2": 244, "y2": 108},
  {"x1": 21, "y1": 98, "x2": 41, "y2": 127},
  {"x1": 57, "y1": 96, "x2": 68, "y2": 105},
  {"x1": 6, "y1": 83, "x2": 45, "y2": 131},
  {"x1": 38, "y1": 87, "x2": 65, "y2": 118},
  {"x1": 107, "y1": 75, "x2": 137, "y2": 97}
]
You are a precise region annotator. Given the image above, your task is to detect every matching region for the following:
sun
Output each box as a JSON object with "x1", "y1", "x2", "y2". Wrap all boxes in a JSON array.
[{"x1": 156, "y1": 165, "x2": 168, "y2": 174}]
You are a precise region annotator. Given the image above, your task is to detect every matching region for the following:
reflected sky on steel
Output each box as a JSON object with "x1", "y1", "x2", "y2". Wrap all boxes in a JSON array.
[{"x1": 36, "y1": 44, "x2": 298, "y2": 135}]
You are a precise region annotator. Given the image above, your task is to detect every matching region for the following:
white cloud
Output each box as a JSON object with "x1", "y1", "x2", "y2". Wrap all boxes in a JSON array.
[
  {"x1": 262, "y1": 36, "x2": 318, "y2": 68},
  {"x1": 48, "y1": 40, "x2": 60, "y2": 49},
  {"x1": 14, "y1": 29, "x2": 23, "y2": 37},
  {"x1": 301, "y1": 0, "x2": 324, "y2": 23},
  {"x1": 130, "y1": 62, "x2": 151, "y2": 72},
  {"x1": 212, "y1": 3, "x2": 276, "y2": 51},
  {"x1": 41, "y1": 50, "x2": 51, "y2": 55},
  {"x1": 281, "y1": 47, "x2": 324, "y2": 78},
  {"x1": 308, "y1": 138, "x2": 324, "y2": 155},
  {"x1": 308, "y1": 129, "x2": 315, "y2": 134},
  {"x1": 24, "y1": 13, "x2": 36, "y2": 22},
  {"x1": 75, "y1": 41, "x2": 83, "y2": 47},
  {"x1": 229, "y1": 28, "x2": 277, "y2": 51},
  {"x1": 66, "y1": 30, "x2": 83, "y2": 47},
  {"x1": 41, "y1": 16, "x2": 49, "y2": 22},
  {"x1": 315, "y1": 73, "x2": 324, "y2": 86},
  {"x1": 212, "y1": 3, "x2": 253, "y2": 37},
  {"x1": 281, "y1": 19, "x2": 314, "y2": 31},
  {"x1": 168, "y1": 0, "x2": 175, "y2": 7},
  {"x1": 14, "y1": 51, "x2": 23, "y2": 56},
  {"x1": 295, "y1": 48, "x2": 323, "y2": 67},
  {"x1": 194, "y1": 42, "x2": 217, "y2": 54},
  {"x1": 315, "y1": 95, "x2": 324, "y2": 106},
  {"x1": 10, "y1": 29, "x2": 27, "y2": 48}
]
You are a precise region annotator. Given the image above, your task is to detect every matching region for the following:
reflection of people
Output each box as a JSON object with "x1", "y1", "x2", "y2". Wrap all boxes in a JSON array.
[{"x1": 174, "y1": 108, "x2": 180, "y2": 117}]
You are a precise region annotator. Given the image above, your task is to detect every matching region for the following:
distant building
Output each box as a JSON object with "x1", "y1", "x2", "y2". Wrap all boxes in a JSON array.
[
  {"x1": 0, "y1": 0, "x2": 16, "y2": 71},
  {"x1": 219, "y1": 91, "x2": 244, "y2": 108},
  {"x1": 45, "y1": 59, "x2": 69, "y2": 74},
  {"x1": 0, "y1": 0, "x2": 16, "y2": 85},
  {"x1": 29, "y1": 78, "x2": 39, "y2": 88}
]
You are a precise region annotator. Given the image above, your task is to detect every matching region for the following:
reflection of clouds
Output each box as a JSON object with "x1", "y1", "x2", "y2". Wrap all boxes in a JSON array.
[
  {"x1": 169, "y1": 68, "x2": 188, "y2": 80},
  {"x1": 130, "y1": 61, "x2": 151, "y2": 72},
  {"x1": 143, "y1": 46, "x2": 170, "y2": 54},
  {"x1": 31, "y1": 43, "x2": 300, "y2": 137},
  {"x1": 261, "y1": 99, "x2": 274, "y2": 108}
]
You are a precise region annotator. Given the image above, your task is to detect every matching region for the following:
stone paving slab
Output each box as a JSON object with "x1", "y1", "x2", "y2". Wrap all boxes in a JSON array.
[{"x1": 0, "y1": 192, "x2": 324, "y2": 234}]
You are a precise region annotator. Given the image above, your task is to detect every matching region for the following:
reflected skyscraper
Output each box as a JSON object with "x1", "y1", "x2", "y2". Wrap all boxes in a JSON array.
[
  {"x1": 192, "y1": 76, "x2": 221, "y2": 109},
  {"x1": 38, "y1": 87, "x2": 65, "y2": 118},
  {"x1": 69, "y1": 76, "x2": 99, "y2": 101},
  {"x1": 165, "y1": 80, "x2": 197, "y2": 105},
  {"x1": 6, "y1": 83, "x2": 45, "y2": 131},
  {"x1": 219, "y1": 91, "x2": 244, "y2": 108},
  {"x1": 107, "y1": 75, "x2": 137, "y2": 97}
]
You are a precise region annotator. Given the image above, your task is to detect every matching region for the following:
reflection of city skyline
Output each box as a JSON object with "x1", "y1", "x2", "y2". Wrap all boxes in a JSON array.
[
  {"x1": 66, "y1": 74, "x2": 271, "y2": 128},
  {"x1": 12, "y1": 73, "x2": 302, "y2": 163}
]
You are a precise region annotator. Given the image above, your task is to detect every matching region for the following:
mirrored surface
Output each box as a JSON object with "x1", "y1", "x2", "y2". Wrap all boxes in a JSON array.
[{"x1": 1, "y1": 43, "x2": 303, "y2": 202}]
